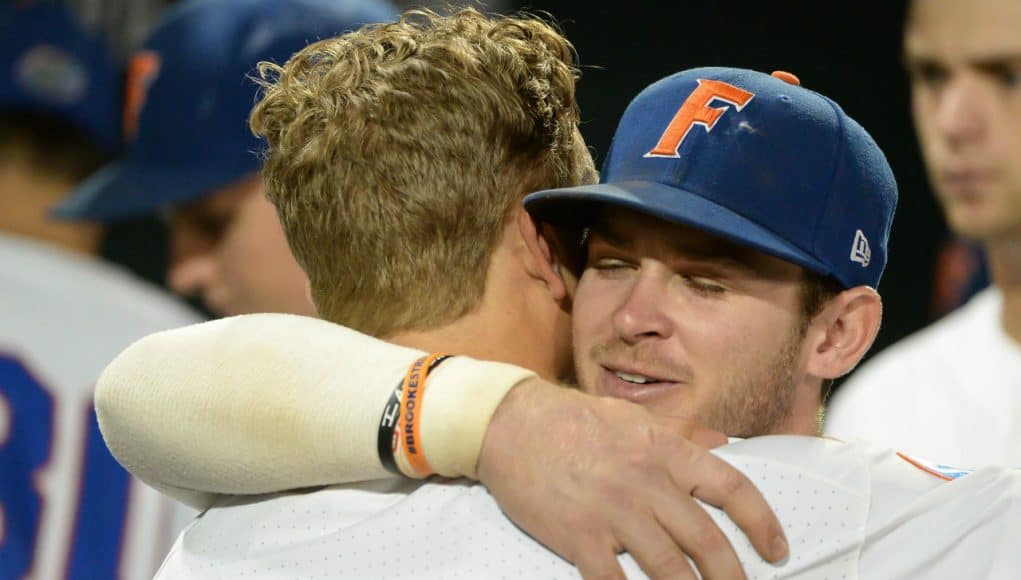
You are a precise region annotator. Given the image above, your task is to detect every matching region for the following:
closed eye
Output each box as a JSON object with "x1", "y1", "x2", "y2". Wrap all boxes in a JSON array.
[
  {"x1": 976, "y1": 61, "x2": 1021, "y2": 88},
  {"x1": 683, "y1": 275, "x2": 726, "y2": 296},
  {"x1": 907, "y1": 60, "x2": 949, "y2": 89},
  {"x1": 591, "y1": 257, "x2": 633, "y2": 271}
]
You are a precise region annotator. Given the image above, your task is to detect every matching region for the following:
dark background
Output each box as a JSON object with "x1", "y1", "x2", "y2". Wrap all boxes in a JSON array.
[{"x1": 101, "y1": 0, "x2": 950, "y2": 395}]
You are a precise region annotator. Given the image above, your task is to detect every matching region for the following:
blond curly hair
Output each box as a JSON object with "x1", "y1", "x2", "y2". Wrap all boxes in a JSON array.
[{"x1": 250, "y1": 8, "x2": 594, "y2": 336}]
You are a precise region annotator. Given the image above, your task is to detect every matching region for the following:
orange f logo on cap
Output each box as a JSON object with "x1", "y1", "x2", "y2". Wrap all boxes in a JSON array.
[
  {"x1": 645, "y1": 79, "x2": 755, "y2": 158},
  {"x1": 123, "y1": 51, "x2": 161, "y2": 140}
]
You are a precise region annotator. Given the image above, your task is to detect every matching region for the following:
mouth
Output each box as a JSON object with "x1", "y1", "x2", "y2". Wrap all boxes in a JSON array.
[
  {"x1": 940, "y1": 168, "x2": 993, "y2": 197},
  {"x1": 597, "y1": 364, "x2": 682, "y2": 403}
]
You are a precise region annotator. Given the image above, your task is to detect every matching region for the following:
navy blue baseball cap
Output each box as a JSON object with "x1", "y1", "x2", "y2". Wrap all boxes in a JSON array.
[
  {"x1": 55, "y1": 0, "x2": 397, "y2": 221},
  {"x1": 525, "y1": 67, "x2": 898, "y2": 289},
  {"x1": 0, "y1": 2, "x2": 120, "y2": 151}
]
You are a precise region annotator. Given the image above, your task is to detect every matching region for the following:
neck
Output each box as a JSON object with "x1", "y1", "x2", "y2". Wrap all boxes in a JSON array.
[
  {"x1": 774, "y1": 377, "x2": 824, "y2": 436},
  {"x1": 387, "y1": 228, "x2": 567, "y2": 381},
  {"x1": 985, "y1": 238, "x2": 1021, "y2": 343},
  {"x1": 0, "y1": 163, "x2": 101, "y2": 256},
  {"x1": 389, "y1": 310, "x2": 553, "y2": 380}
]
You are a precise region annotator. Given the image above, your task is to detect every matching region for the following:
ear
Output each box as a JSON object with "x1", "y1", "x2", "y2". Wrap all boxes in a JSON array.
[
  {"x1": 516, "y1": 207, "x2": 567, "y2": 301},
  {"x1": 804, "y1": 286, "x2": 882, "y2": 380}
]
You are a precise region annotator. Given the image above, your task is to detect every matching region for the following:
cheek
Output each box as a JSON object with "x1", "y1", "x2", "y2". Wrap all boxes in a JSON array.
[
  {"x1": 685, "y1": 300, "x2": 799, "y2": 369},
  {"x1": 911, "y1": 95, "x2": 941, "y2": 156},
  {"x1": 207, "y1": 220, "x2": 273, "y2": 309},
  {"x1": 1004, "y1": 114, "x2": 1021, "y2": 176},
  {"x1": 679, "y1": 318, "x2": 738, "y2": 383},
  {"x1": 571, "y1": 272, "x2": 613, "y2": 377},
  {"x1": 981, "y1": 96, "x2": 1021, "y2": 166},
  {"x1": 571, "y1": 272, "x2": 613, "y2": 342},
  {"x1": 224, "y1": 198, "x2": 287, "y2": 268}
]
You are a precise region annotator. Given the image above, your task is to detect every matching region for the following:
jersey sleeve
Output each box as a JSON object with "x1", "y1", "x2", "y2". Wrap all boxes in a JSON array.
[{"x1": 94, "y1": 313, "x2": 535, "y2": 509}]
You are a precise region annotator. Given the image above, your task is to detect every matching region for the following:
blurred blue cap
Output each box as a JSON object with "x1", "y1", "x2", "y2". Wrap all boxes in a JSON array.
[
  {"x1": 525, "y1": 67, "x2": 898, "y2": 289},
  {"x1": 0, "y1": 2, "x2": 120, "y2": 151},
  {"x1": 56, "y1": 0, "x2": 397, "y2": 221}
]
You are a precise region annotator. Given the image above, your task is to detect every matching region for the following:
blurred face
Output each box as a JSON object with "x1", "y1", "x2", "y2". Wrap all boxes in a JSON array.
[
  {"x1": 906, "y1": 0, "x2": 1021, "y2": 240},
  {"x1": 572, "y1": 209, "x2": 810, "y2": 437},
  {"x1": 168, "y1": 175, "x2": 315, "y2": 317},
  {"x1": 0, "y1": 159, "x2": 101, "y2": 256}
]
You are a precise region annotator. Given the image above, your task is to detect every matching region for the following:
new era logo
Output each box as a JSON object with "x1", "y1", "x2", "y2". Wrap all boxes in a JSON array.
[{"x1": 850, "y1": 229, "x2": 871, "y2": 267}]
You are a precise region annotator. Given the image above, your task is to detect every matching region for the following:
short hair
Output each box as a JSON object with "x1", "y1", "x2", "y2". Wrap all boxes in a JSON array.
[
  {"x1": 250, "y1": 8, "x2": 591, "y2": 337},
  {"x1": 799, "y1": 271, "x2": 844, "y2": 323},
  {"x1": 0, "y1": 110, "x2": 108, "y2": 182}
]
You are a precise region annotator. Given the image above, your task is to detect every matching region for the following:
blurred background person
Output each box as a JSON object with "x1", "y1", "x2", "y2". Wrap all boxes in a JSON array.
[
  {"x1": 3, "y1": 1, "x2": 397, "y2": 577},
  {"x1": 826, "y1": 0, "x2": 1021, "y2": 468},
  {"x1": 56, "y1": 0, "x2": 398, "y2": 318},
  {"x1": 62, "y1": 0, "x2": 509, "y2": 58},
  {"x1": 0, "y1": 3, "x2": 201, "y2": 578}
]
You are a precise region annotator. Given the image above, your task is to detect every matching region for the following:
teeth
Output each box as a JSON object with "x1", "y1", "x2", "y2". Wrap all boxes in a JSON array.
[{"x1": 616, "y1": 371, "x2": 651, "y2": 384}]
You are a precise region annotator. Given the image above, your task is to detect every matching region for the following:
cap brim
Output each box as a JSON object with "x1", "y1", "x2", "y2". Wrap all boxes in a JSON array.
[
  {"x1": 53, "y1": 154, "x2": 254, "y2": 222},
  {"x1": 524, "y1": 180, "x2": 833, "y2": 279}
]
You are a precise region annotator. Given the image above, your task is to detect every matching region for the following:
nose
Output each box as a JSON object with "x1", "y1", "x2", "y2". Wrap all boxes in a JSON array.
[
  {"x1": 610, "y1": 267, "x2": 673, "y2": 345},
  {"x1": 167, "y1": 226, "x2": 217, "y2": 299},
  {"x1": 934, "y1": 75, "x2": 986, "y2": 148}
]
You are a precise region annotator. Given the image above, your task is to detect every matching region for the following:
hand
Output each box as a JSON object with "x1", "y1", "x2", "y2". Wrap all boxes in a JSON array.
[{"x1": 477, "y1": 378, "x2": 788, "y2": 580}]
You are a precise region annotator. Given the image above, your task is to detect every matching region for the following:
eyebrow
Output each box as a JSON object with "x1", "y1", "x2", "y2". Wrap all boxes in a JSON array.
[
  {"x1": 904, "y1": 52, "x2": 1021, "y2": 71},
  {"x1": 587, "y1": 219, "x2": 632, "y2": 250},
  {"x1": 589, "y1": 219, "x2": 759, "y2": 274},
  {"x1": 972, "y1": 55, "x2": 1021, "y2": 77},
  {"x1": 674, "y1": 243, "x2": 756, "y2": 271}
]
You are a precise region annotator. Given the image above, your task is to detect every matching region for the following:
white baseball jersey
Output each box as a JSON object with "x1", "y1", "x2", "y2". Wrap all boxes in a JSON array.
[
  {"x1": 0, "y1": 233, "x2": 201, "y2": 579},
  {"x1": 826, "y1": 287, "x2": 1021, "y2": 468},
  {"x1": 157, "y1": 435, "x2": 1021, "y2": 579}
]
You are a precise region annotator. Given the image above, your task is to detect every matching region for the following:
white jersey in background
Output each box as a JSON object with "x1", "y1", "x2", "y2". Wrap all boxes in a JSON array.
[
  {"x1": 826, "y1": 287, "x2": 1021, "y2": 468},
  {"x1": 156, "y1": 435, "x2": 1021, "y2": 579},
  {"x1": 0, "y1": 233, "x2": 201, "y2": 580}
]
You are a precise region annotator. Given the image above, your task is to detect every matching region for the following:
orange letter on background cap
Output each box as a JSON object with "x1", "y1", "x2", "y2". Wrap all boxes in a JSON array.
[
  {"x1": 645, "y1": 79, "x2": 755, "y2": 158},
  {"x1": 123, "y1": 52, "x2": 161, "y2": 140}
]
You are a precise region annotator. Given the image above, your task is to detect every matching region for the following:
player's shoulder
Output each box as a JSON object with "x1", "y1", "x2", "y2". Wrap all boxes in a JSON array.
[
  {"x1": 169, "y1": 479, "x2": 581, "y2": 579},
  {"x1": 717, "y1": 433, "x2": 1006, "y2": 484},
  {"x1": 713, "y1": 435, "x2": 872, "y2": 488},
  {"x1": 715, "y1": 435, "x2": 977, "y2": 490}
]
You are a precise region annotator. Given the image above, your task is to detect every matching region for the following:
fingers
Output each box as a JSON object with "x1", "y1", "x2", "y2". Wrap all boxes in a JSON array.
[
  {"x1": 480, "y1": 387, "x2": 781, "y2": 579},
  {"x1": 684, "y1": 423, "x2": 729, "y2": 450},
  {"x1": 659, "y1": 416, "x2": 728, "y2": 450},
  {"x1": 573, "y1": 542, "x2": 628, "y2": 580},
  {"x1": 684, "y1": 448, "x2": 789, "y2": 564},
  {"x1": 652, "y1": 494, "x2": 747, "y2": 580},
  {"x1": 614, "y1": 512, "x2": 699, "y2": 580}
]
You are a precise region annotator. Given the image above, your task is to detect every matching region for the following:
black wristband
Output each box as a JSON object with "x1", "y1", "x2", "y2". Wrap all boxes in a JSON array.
[{"x1": 377, "y1": 380, "x2": 404, "y2": 475}]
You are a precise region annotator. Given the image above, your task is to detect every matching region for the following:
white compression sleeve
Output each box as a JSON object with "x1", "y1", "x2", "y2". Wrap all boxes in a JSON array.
[{"x1": 95, "y1": 313, "x2": 535, "y2": 509}]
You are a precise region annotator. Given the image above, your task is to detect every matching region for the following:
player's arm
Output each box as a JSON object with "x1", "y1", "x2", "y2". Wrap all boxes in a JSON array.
[
  {"x1": 96, "y1": 313, "x2": 532, "y2": 500},
  {"x1": 97, "y1": 313, "x2": 788, "y2": 579}
]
